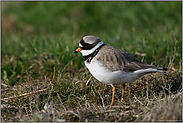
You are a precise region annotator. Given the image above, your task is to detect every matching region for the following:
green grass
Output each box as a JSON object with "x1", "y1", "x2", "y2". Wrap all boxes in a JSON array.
[{"x1": 1, "y1": 1, "x2": 182, "y2": 122}]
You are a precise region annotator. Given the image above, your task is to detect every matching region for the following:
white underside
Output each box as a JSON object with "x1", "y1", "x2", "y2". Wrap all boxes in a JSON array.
[{"x1": 84, "y1": 55, "x2": 164, "y2": 85}]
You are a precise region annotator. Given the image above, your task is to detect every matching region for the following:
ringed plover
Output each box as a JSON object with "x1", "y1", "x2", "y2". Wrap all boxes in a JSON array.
[{"x1": 74, "y1": 35, "x2": 167, "y2": 106}]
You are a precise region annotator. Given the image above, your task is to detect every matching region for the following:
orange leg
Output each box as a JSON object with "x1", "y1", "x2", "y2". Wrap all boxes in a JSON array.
[
  {"x1": 120, "y1": 84, "x2": 125, "y2": 102},
  {"x1": 110, "y1": 85, "x2": 116, "y2": 106}
]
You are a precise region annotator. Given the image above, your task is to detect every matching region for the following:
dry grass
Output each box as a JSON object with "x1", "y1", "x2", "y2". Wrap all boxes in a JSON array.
[
  {"x1": 1, "y1": 64, "x2": 182, "y2": 122},
  {"x1": 1, "y1": 2, "x2": 182, "y2": 122}
]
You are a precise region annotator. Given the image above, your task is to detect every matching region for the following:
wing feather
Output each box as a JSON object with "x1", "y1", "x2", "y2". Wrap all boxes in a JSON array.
[{"x1": 96, "y1": 45, "x2": 165, "y2": 72}]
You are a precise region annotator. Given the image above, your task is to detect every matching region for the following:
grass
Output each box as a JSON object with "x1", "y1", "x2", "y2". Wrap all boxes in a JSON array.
[{"x1": 1, "y1": 1, "x2": 182, "y2": 122}]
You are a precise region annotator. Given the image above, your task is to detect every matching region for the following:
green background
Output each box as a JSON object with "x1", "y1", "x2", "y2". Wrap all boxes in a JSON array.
[{"x1": 1, "y1": 1, "x2": 182, "y2": 85}]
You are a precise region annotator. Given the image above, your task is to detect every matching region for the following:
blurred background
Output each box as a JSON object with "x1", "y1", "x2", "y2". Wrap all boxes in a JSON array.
[{"x1": 1, "y1": 1, "x2": 182, "y2": 85}]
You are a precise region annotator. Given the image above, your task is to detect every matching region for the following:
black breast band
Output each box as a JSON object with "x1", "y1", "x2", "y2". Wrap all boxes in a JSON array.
[{"x1": 83, "y1": 44, "x2": 105, "y2": 63}]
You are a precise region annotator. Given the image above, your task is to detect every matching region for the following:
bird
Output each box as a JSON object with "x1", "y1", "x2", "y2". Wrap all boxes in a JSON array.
[{"x1": 74, "y1": 35, "x2": 167, "y2": 106}]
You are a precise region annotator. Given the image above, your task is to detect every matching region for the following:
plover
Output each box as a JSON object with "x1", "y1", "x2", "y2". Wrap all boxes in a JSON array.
[{"x1": 74, "y1": 35, "x2": 167, "y2": 106}]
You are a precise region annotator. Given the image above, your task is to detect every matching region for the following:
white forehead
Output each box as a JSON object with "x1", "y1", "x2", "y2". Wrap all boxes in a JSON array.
[{"x1": 79, "y1": 43, "x2": 83, "y2": 47}]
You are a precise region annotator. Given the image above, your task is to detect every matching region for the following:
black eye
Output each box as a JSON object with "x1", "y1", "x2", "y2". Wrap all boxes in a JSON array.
[
  {"x1": 80, "y1": 39, "x2": 90, "y2": 47},
  {"x1": 80, "y1": 39, "x2": 85, "y2": 46},
  {"x1": 80, "y1": 39, "x2": 96, "y2": 50}
]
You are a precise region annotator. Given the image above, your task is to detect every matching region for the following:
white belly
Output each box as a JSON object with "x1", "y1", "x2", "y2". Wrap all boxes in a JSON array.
[{"x1": 84, "y1": 58, "x2": 139, "y2": 85}]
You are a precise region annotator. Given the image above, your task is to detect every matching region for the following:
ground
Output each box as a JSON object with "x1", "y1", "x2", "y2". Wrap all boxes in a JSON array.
[{"x1": 1, "y1": 1, "x2": 182, "y2": 122}]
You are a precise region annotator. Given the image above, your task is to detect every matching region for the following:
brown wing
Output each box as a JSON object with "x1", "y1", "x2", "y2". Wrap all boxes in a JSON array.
[{"x1": 96, "y1": 45, "x2": 166, "y2": 72}]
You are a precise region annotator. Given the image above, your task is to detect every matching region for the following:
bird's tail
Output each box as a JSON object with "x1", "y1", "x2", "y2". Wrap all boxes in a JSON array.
[{"x1": 134, "y1": 67, "x2": 168, "y2": 77}]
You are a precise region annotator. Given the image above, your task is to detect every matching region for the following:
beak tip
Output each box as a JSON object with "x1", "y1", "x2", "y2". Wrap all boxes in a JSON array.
[
  {"x1": 74, "y1": 47, "x2": 81, "y2": 53},
  {"x1": 74, "y1": 51, "x2": 78, "y2": 53}
]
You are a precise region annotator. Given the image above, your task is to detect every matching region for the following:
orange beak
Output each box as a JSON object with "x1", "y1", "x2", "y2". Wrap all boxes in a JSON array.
[{"x1": 74, "y1": 47, "x2": 82, "y2": 53}]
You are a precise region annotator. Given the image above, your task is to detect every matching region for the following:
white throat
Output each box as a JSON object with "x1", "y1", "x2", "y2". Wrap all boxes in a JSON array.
[{"x1": 80, "y1": 41, "x2": 104, "y2": 56}]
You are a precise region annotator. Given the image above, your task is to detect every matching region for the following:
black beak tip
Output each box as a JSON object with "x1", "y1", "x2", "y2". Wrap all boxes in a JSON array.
[{"x1": 74, "y1": 51, "x2": 78, "y2": 53}]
